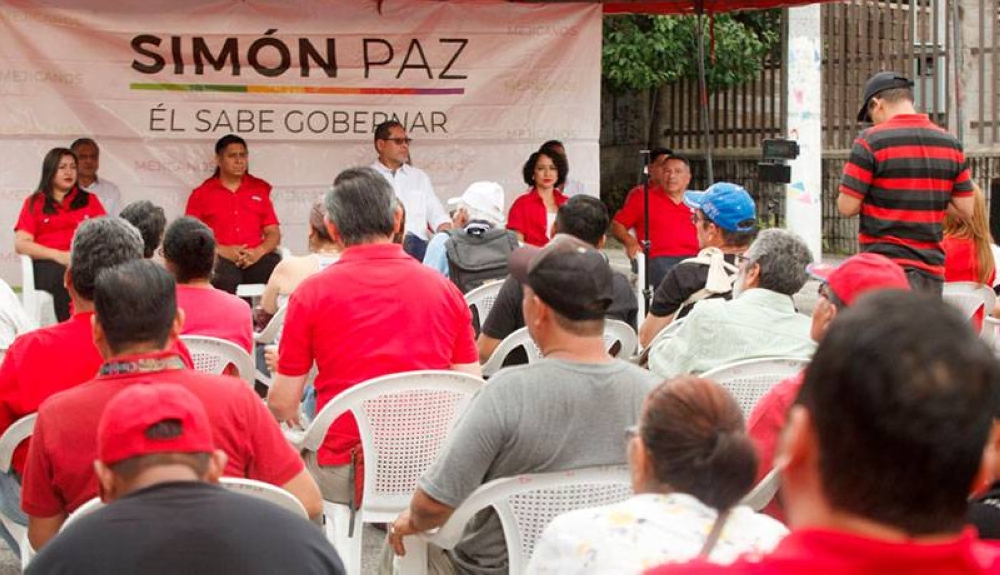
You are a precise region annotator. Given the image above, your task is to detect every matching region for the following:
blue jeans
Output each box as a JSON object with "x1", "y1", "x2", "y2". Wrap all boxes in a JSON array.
[
  {"x1": 0, "y1": 471, "x2": 24, "y2": 558},
  {"x1": 634, "y1": 256, "x2": 691, "y2": 290}
]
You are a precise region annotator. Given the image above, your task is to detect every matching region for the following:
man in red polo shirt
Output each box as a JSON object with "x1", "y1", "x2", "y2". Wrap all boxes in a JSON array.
[
  {"x1": 0, "y1": 218, "x2": 142, "y2": 555},
  {"x1": 612, "y1": 151, "x2": 699, "y2": 288},
  {"x1": 22, "y1": 259, "x2": 322, "y2": 550},
  {"x1": 268, "y1": 166, "x2": 480, "y2": 504},
  {"x1": 185, "y1": 134, "x2": 281, "y2": 294},
  {"x1": 646, "y1": 292, "x2": 1000, "y2": 575}
]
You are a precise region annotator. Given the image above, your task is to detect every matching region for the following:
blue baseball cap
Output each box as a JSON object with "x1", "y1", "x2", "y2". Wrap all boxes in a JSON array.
[{"x1": 683, "y1": 183, "x2": 757, "y2": 232}]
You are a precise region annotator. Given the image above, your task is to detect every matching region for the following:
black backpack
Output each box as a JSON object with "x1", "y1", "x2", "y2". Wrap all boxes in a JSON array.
[{"x1": 445, "y1": 227, "x2": 520, "y2": 293}]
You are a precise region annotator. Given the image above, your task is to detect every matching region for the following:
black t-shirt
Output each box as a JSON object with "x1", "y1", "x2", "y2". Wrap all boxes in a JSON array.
[
  {"x1": 481, "y1": 273, "x2": 638, "y2": 366},
  {"x1": 648, "y1": 254, "x2": 737, "y2": 318},
  {"x1": 26, "y1": 481, "x2": 345, "y2": 575},
  {"x1": 969, "y1": 481, "x2": 1000, "y2": 540},
  {"x1": 482, "y1": 272, "x2": 638, "y2": 340}
]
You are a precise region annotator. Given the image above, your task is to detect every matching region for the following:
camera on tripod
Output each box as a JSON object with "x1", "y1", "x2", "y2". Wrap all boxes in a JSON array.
[{"x1": 758, "y1": 138, "x2": 800, "y2": 184}]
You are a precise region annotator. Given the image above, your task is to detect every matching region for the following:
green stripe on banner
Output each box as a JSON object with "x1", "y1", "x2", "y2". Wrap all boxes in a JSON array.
[{"x1": 130, "y1": 83, "x2": 249, "y2": 93}]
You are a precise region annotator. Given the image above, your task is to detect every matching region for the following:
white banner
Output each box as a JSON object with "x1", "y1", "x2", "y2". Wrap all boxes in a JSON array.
[{"x1": 0, "y1": 0, "x2": 602, "y2": 284}]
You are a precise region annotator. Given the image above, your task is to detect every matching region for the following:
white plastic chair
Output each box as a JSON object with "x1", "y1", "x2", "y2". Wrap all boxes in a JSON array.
[
  {"x1": 18, "y1": 255, "x2": 52, "y2": 329},
  {"x1": 253, "y1": 305, "x2": 288, "y2": 388},
  {"x1": 61, "y1": 496, "x2": 104, "y2": 529},
  {"x1": 985, "y1": 316, "x2": 1000, "y2": 352},
  {"x1": 402, "y1": 466, "x2": 632, "y2": 575},
  {"x1": 943, "y1": 282, "x2": 997, "y2": 337},
  {"x1": 740, "y1": 468, "x2": 780, "y2": 512},
  {"x1": 254, "y1": 305, "x2": 287, "y2": 346},
  {"x1": 700, "y1": 357, "x2": 809, "y2": 417},
  {"x1": 604, "y1": 319, "x2": 638, "y2": 359},
  {"x1": 220, "y1": 477, "x2": 308, "y2": 518},
  {"x1": 180, "y1": 335, "x2": 255, "y2": 388},
  {"x1": 289, "y1": 370, "x2": 484, "y2": 575},
  {"x1": 465, "y1": 280, "x2": 505, "y2": 333},
  {"x1": 480, "y1": 327, "x2": 543, "y2": 378},
  {"x1": 235, "y1": 246, "x2": 292, "y2": 306},
  {"x1": 0, "y1": 413, "x2": 36, "y2": 559}
]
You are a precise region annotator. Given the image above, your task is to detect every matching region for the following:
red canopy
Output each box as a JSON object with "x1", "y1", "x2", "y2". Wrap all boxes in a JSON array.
[{"x1": 600, "y1": 0, "x2": 834, "y2": 14}]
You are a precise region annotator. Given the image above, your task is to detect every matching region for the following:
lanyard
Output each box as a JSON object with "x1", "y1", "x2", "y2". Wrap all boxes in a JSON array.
[{"x1": 99, "y1": 355, "x2": 186, "y2": 377}]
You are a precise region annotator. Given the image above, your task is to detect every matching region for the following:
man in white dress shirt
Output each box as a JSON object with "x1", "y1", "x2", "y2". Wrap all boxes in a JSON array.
[
  {"x1": 71, "y1": 138, "x2": 123, "y2": 216},
  {"x1": 370, "y1": 120, "x2": 450, "y2": 261}
]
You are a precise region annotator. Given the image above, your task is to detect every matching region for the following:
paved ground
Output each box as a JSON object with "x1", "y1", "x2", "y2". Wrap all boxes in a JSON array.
[{"x1": 0, "y1": 245, "x2": 842, "y2": 572}]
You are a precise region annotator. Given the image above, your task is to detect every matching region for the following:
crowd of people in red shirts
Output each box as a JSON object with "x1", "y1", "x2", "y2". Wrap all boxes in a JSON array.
[{"x1": 3, "y1": 69, "x2": 1000, "y2": 574}]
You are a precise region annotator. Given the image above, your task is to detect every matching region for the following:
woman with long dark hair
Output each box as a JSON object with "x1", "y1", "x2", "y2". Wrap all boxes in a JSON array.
[
  {"x1": 14, "y1": 148, "x2": 106, "y2": 321},
  {"x1": 185, "y1": 134, "x2": 281, "y2": 294},
  {"x1": 527, "y1": 377, "x2": 787, "y2": 573}
]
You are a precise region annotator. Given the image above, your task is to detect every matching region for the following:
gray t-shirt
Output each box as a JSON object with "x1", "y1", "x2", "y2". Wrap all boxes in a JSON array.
[{"x1": 419, "y1": 358, "x2": 660, "y2": 575}]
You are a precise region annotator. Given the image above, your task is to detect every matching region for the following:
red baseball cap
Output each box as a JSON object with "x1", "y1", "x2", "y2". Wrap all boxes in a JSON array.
[
  {"x1": 98, "y1": 383, "x2": 215, "y2": 466},
  {"x1": 807, "y1": 253, "x2": 910, "y2": 306}
]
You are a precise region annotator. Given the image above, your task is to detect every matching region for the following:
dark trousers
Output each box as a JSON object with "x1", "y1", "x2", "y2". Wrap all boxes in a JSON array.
[
  {"x1": 632, "y1": 255, "x2": 692, "y2": 291},
  {"x1": 211, "y1": 251, "x2": 282, "y2": 294},
  {"x1": 403, "y1": 233, "x2": 429, "y2": 262},
  {"x1": 905, "y1": 268, "x2": 944, "y2": 296},
  {"x1": 33, "y1": 259, "x2": 70, "y2": 322}
]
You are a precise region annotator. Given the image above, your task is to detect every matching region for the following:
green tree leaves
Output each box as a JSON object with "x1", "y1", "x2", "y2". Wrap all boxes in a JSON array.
[{"x1": 602, "y1": 12, "x2": 780, "y2": 94}]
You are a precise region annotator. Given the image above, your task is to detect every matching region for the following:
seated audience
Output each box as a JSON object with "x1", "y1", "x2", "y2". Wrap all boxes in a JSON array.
[
  {"x1": 423, "y1": 181, "x2": 518, "y2": 293},
  {"x1": 22, "y1": 260, "x2": 322, "y2": 549},
  {"x1": 26, "y1": 383, "x2": 342, "y2": 575},
  {"x1": 647, "y1": 291, "x2": 1000, "y2": 574},
  {"x1": 260, "y1": 198, "x2": 341, "y2": 318},
  {"x1": 163, "y1": 217, "x2": 253, "y2": 353},
  {"x1": 527, "y1": 376, "x2": 787, "y2": 574},
  {"x1": 648, "y1": 229, "x2": 814, "y2": 378},
  {"x1": 119, "y1": 200, "x2": 166, "y2": 260},
  {"x1": 384, "y1": 237, "x2": 659, "y2": 573},
  {"x1": 640, "y1": 183, "x2": 758, "y2": 347},
  {"x1": 268, "y1": 167, "x2": 479, "y2": 507},
  {"x1": 14, "y1": 148, "x2": 106, "y2": 321},
  {"x1": 478, "y1": 195, "x2": 638, "y2": 364},
  {"x1": 747, "y1": 253, "x2": 910, "y2": 519},
  {"x1": 0, "y1": 219, "x2": 143, "y2": 480}
]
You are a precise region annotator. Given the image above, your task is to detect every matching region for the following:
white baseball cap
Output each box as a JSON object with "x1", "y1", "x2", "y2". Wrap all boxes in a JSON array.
[{"x1": 448, "y1": 181, "x2": 506, "y2": 224}]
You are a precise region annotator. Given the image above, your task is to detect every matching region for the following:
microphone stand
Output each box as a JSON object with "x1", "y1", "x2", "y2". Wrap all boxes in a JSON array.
[{"x1": 640, "y1": 149, "x2": 652, "y2": 312}]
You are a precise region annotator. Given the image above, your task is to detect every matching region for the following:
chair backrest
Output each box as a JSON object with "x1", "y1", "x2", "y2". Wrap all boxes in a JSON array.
[
  {"x1": 429, "y1": 466, "x2": 632, "y2": 574},
  {"x1": 297, "y1": 370, "x2": 484, "y2": 519},
  {"x1": 465, "y1": 280, "x2": 505, "y2": 334},
  {"x1": 62, "y1": 479, "x2": 306, "y2": 531},
  {"x1": 741, "y1": 468, "x2": 780, "y2": 512},
  {"x1": 179, "y1": 335, "x2": 255, "y2": 387},
  {"x1": 62, "y1": 496, "x2": 105, "y2": 529},
  {"x1": 19, "y1": 255, "x2": 39, "y2": 328},
  {"x1": 943, "y1": 281, "x2": 997, "y2": 335},
  {"x1": 0, "y1": 413, "x2": 36, "y2": 474},
  {"x1": 480, "y1": 327, "x2": 544, "y2": 378},
  {"x1": 254, "y1": 304, "x2": 288, "y2": 345},
  {"x1": 603, "y1": 319, "x2": 638, "y2": 359},
  {"x1": 699, "y1": 356, "x2": 810, "y2": 417},
  {"x1": 220, "y1": 477, "x2": 307, "y2": 518}
]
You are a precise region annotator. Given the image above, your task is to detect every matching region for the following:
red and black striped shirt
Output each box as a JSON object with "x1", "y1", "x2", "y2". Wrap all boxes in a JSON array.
[{"x1": 839, "y1": 113, "x2": 973, "y2": 278}]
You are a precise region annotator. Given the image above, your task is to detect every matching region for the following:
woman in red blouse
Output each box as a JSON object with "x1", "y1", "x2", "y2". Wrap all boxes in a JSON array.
[
  {"x1": 506, "y1": 149, "x2": 569, "y2": 246},
  {"x1": 14, "y1": 148, "x2": 106, "y2": 321},
  {"x1": 943, "y1": 184, "x2": 996, "y2": 286}
]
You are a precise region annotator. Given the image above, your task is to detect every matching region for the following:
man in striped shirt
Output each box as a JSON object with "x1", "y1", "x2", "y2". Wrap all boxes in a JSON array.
[{"x1": 838, "y1": 71, "x2": 974, "y2": 294}]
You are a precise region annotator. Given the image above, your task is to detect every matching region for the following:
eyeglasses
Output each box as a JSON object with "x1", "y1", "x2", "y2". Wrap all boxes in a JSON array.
[
  {"x1": 381, "y1": 137, "x2": 412, "y2": 145},
  {"x1": 736, "y1": 254, "x2": 752, "y2": 266},
  {"x1": 817, "y1": 282, "x2": 831, "y2": 300},
  {"x1": 690, "y1": 213, "x2": 704, "y2": 226}
]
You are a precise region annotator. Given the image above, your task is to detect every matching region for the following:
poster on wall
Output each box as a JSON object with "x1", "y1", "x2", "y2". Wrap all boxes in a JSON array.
[{"x1": 0, "y1": 0, "x2": 602, "y2": 284}]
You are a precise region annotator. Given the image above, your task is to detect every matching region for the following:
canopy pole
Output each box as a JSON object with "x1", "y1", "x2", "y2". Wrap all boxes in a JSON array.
[{"x1": 694, "y1": 5, "x2": 715, "y2": 185}]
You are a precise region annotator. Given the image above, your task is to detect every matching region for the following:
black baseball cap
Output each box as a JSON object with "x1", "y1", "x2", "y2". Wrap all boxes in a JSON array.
[
  {"x1": 857, "y1": 71, "x2": 914, "y2": 123},
  {"x1": 508, "y1": 236, "x2": 613, "y2": 320}
]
